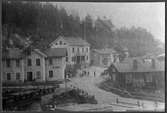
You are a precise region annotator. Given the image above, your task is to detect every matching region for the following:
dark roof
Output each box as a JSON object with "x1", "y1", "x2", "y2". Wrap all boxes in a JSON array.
[
  {"x1": 51, "y1": 36, "x2": 90, "y2": 46},
  {"x1": 92, "y1": 48, "x2": 116, "y2": 55},
  {"x1": 113, "y1": 57, "x2": 164, "y2": 73},
  {"x1": 2, "y1": 48, "x2": 23, "y2": 59},
  {"x1": 66, "y1": 37, "x2": 90, "y2": 46},
  {"x1": 44, "y1": 48, "x2": 67, "y2": 57}
]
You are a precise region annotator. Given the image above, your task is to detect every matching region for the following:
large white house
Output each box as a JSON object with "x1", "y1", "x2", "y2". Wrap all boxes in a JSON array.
[{"x1": 49, "y1": 36, "x2": 90, "y2": 66}]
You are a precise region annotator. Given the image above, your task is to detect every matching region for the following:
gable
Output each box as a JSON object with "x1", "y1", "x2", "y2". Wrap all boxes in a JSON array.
[{"x1": 50, "y1": 36, "x2": 69, "y2": 47}]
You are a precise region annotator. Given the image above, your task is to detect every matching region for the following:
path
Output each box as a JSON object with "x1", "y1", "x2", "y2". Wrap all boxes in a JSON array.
[{"x1": 67, "y1": 75, "x2": 165, "y2": 111}]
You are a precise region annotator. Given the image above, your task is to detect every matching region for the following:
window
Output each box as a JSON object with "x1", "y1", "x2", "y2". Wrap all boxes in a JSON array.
[
  {"x1": 36, "y1": 58, "x2": 40, "y2": 66},
  {"x1": 49, "y1": 71, "x2": 53, "y2": 78},
  {"x1": 27, "y1": 59, "x2": 32, "y2": 66},
  {"x1": 64, "y1": 43, "x2": 66, "y2": 45},
  {"x1": 77, "y1": 48, "x2": 79, "y2": 52},
  {"x1": 56, "y1": 58, "x2": 61, "y2": 64},
  {"x1": 6, "y1": 59, "x2": 10, "y2": 67},
  {"x1": 82, "y1": 48, "x2": 84, "y2": 52},
  {"x1": 59, "y1": 41, "x2": 62, "y2": 45},
  {"x1": 7, "y1": 73, "x2": 11, "y2": 80},
  {"x1": 72, "y1": 48, "x2": 75, "y2": 53},
  {"x1": 49, "y1": 58, "x2": 53, "y2": 65},
  {"x1": 16, "y1": 59, "x2": 20, "y2": 67},
  {"x1": 36, "y1": 71, "x2": 41, "y2": 79},
  {"x1": 86, "y1": 48, "x2": 89, "y2": 52},
  {"x1": 81, "y1": 56, "x2": 85, "y2": 61},
  {"x1": 55, "y1": 43, "x2": 58, "y2": 45},
  {"x1": 16, "y1": 73, "x2": 20, "y2": 80}
]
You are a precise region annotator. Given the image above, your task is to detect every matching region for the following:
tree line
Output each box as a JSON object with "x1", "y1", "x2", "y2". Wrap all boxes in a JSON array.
[{"x1": 2, "y1": 1, "x2": 164, "y2": 57}]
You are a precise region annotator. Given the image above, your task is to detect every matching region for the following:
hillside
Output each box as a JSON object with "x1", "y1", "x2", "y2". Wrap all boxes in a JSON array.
[{"x1": 2, "y1": 1, "x2": 164, "y2": 57}]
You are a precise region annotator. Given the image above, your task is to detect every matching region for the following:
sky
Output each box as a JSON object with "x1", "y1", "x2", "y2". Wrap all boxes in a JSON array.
[{"x1": 51, "y1": 2, "x2": 165, "y2": 44}]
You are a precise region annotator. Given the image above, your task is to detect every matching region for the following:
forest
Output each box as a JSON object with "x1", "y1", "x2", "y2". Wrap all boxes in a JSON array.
[{"x1": 2, "y1": 1, "x2": 164, "y2": 57}]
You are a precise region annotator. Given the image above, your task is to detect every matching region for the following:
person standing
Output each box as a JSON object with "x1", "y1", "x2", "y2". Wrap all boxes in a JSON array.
[{"x1": 137, "y1": 100, "x2": 140, "y2": 107}]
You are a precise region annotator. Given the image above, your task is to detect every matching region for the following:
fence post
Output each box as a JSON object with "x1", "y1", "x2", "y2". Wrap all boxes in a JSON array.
[{"x1": 155, "y1": 101, "x2": 158, "y2": 107}]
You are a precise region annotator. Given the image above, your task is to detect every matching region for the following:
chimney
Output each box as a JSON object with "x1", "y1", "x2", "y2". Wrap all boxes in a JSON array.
[
  {"x1": 133, "y1": 59, "x2": 138, "y2": 70},
  {"x1": 151, "y1": 59, "x2": 156, "y2": 68}
]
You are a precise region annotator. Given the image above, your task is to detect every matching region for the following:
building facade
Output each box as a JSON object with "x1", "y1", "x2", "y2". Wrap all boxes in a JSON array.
[
  {"x1": 24, "y1": 49, "x2": 47, "y2": 82},
  {"x1": 107, "y1": 57, "x2": 165, "y2": 91},
  {"x1": 2, "y1": 48, "x2": 25, "y2": 82},
  {"x1": 49, "y1": 36, "x2": 90, "y2": 66},
  {"x1": 44, "y1": 48, "x2": 66, "y2": 81},
  {"x1": 91, "y1": 48, "x2": 119, "y2": 67},
  {"x1": 2, "y1": 48, "x2": 67, "y2": 83}
]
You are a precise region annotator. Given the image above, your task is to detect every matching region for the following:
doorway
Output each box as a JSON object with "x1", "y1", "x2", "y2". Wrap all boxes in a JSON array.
[{"x1": 27, "y1": 72, "x2": 33, "y2": 81}]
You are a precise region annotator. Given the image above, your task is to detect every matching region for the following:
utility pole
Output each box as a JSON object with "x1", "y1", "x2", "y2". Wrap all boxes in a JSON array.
[
  {"x1": 95, "y1": 24, "x2": 97, "y2": 39},
  {"x1": 83, "y1": 18, "x2": 86, "y2": 40}
]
